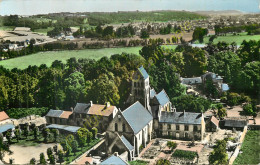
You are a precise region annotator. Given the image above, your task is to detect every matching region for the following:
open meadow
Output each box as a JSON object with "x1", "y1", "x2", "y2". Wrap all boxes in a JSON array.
[
  {"x1": 0, "y1": 45, "x2": 176, "y2": 70},
  {"x1": 195, "y1": 33, "x2": 260, "y2": 45}
]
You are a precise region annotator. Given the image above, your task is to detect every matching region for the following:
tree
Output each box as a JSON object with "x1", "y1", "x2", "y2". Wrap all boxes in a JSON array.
[
  {"x1": 42, "y1": 128, "x2": 50, "y2": 143},
  {"x1": 57, "y1": 150, "x2": 64, "y2": 164},
  {"x1": 156, "y1": 159, "x2": 170, "y2": 165},
  {"x1": 192, "y1": 27, "x2": 208, "y2": 43},
  {"x1": 49, "y1": 154, "x2": 56, "y2": 164},
  {"x1": 33, "y1": 126, "x2": 39, "y2": 140},
  {"x1": 87, "y1": 132, "x2": 93, "y2": 144},
  {"x1": 47, "y1": 147, "x2": 53, "y2": 159},
  {"x1": 209, "y1": 139, "x2": 228, "y2": 164},
  {"x1": 140, "y1": 29, "x2": 149, "y2": 39},
  {"x1": 167, "y1": 141, "x2": 177, "y2": 151},
  {"x1": 77, "y1": 128, "x2": 88, "y2": 148},
  {"x1": 39, "y1": 153, "x2": 47, "y2": 165},
  {"x1": 29, "y1": 158, "x2": 36, "y2": 164},
  {"x1": 52, "y1": 129, "x2": 59, "y2": 142},
  {"x1": 23, "y1": 123, "x2": 30, "y2": 139},
  {"x1": 243, "y1": 103, "x2": 255, "y2": 116},
  {"x1": 71, "y1": 140, "x2": 78, "y2": 154},
  {"x1": 91, "y1": 127, "x2": 98, "y2": 139},
  {"x1": 14, "y1": 128, "x2": 21, "y2": 142},
  {"x1": 0, "y1": 134, "x2": 12, "y2": 161},
  {"x1": 205, "y1": 79, "x2": 219, "y2": 98},
  {"x1": 217, "y1": 108, "x2": 227, "y2": 119},
  {"x1": 5, "y1": 130, "x2": 12, "y2": 144}
]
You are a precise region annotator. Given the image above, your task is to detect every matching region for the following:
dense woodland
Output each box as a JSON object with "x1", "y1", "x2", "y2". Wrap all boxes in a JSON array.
[{"x1": 0, "y1": 40, "x2": 259, "y2": 117}]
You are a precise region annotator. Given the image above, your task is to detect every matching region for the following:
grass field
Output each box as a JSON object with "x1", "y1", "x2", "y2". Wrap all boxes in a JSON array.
[
  {"x1": 233, "y1": 130, "x2": 260, "y2": 164},
  {"x1": 33, "y1": 27, "x2": 54, "y2": 35},
  {"x1": 194, "y1": 33, "x2": 260, "y2": 45},
  {"x1": 0, "y1": 26, "x2": 14, "y2": 31},
  {"x1": 0, "y1": 45, "x2": 176, "y2": 70}
]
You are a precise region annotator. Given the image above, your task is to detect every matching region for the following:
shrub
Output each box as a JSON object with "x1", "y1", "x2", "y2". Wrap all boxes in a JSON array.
[
  {"x1": 243, "y1": 103, "x2": 256, "y2": 116},
  {"x1": 172, "y1": 150, "x2": 197, "y2": 160},
  {"x1": 167, "y1": 141, "x2": 177, "y2": 151},
  {"x1": 156, "y1": 159, "x2": 170, "y2": 165},
  {"x1": 5, "y1": 107, "x2": 48, "y2": 119}
]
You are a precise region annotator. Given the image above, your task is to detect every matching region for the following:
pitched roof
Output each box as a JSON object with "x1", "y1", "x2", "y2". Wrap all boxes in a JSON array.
[
  {"x1": 222, "y1": 83, "x2": 229, "y2": 92},
  {"x1": 224, "y1": 119, "x2": 247, "y2": 128},
  {"x1": 121, "y1": 135, "x2": 134, "y2": 151},
  {"x1": 46, "y1": 124, "x2": 81, "y2": 133},
  {"x1": 46, "y1": 110, "x2": 63, "y2": 118},
  {"x1": 60, "y1": 111, "x2": 73, "y2": 119},
  {"x1": 181, "y1": 77, "x2": 202, "y2": 85},
  {"x1": 100, "y1": 155, "x2": 129, "y2": 165},
  {"x1": 122, "y1": 101, "x2": 153, "y2": 134},
  {"x1": 155, "y1": 90, "x2": 170, "y2": 106},
  {"x1": 138, "y1": 66, "x2": 149, "y2": 79},
  {"x1": 159, "y1": 111, "x2": 203, "y2": 125},
  {"x1": 210, "y1": 116, "x2": 219, "y2": 127},
  {"x1": 0, "y1": 111, "x2": 9, "y2": 121},
  {"x1": 150, "y1": 89, "x2": 157, "y2": 99},
  {"x1": 74, "y1": 103, "x2": 91, "y2": 114},
  {"x1": 88, "y1": 104, "x2": 115, "y2": 116},
  {"x1": 0, "y1": 123, "x2": 15, "y2": 133}
]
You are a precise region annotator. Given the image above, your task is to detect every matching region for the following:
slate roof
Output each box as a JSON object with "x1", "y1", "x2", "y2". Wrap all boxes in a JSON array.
[
  {"x1": 155, "y1": 90, "x2": 170, "y2": 106},
  {"x1": 122, "y1": 101, "x2": 153, "y2": 134},
  {"x1": 74, "y1": 103, "x2": 91, "y2": 114},
  {"x1": 222, "y1": 83, "x2": 230, "y2": 92},
  {"x1": 138, "y1": 66, "x2": 149, "y2": 79},
  {"x1": 46, "y1": 124, "x2": 80, "y2": 133},
  {"x1": 0, "y1": 123, "x2": 15, "y2": 133},
  {"x1": 0, "y1": 111, "x2": 9, "y2": 121},
  {"x1": 100, "y1": 155, "x2": 129, "y2": 165},
  {"x1": 159, "y1": 111, "x2": 203, "y2": 125},
  {"x1": 224, "y1": 120, "x2": 247, "y2": 128},
  {"x1": 181, "y1": 77, "x2": 202, "y2": 85},
  {"x1": 121, "y1": 135, "x2": 134, "y2": 151},
  {"x1": 46, "y1": 110, "x2": 63, "y2": 118},
  {"x1": 150, "y1": 89, "x2": 157, "y2": 99}
]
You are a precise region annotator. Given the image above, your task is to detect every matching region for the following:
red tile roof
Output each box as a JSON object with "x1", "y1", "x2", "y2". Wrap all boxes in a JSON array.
[
  {"x1": 211, "y1": 116, "x2": 219, "y2": 127},
  {"x1": 0, "y1": 111, "x2": 9, "y2": 121},
  {"x1": 88, "y1": 104, "x2": 115, "y2": 116},
  {"x1": 60, "y1": 111, "x2": 73, "y2": 119}
]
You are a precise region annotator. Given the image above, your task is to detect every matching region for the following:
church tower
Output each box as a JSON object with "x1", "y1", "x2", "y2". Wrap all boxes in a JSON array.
[{"x1": 129, "y1": 66, "x2": 151, "y2": 111}]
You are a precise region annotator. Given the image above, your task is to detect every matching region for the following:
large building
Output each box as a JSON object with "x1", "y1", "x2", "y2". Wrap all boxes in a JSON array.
[
  {"x1": 158, "y1": 111, "x2": 205, "y2": 141},
  {"x1": 105, "y1": 101, "x2": 153, "y2": 160}
]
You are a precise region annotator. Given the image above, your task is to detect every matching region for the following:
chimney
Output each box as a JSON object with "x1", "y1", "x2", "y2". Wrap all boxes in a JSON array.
[
  {"x1": 106, "y1": 102, "x2": 110, "y2": 108},
  {"x1": 114, "y1": 152, "x2": 118, "y2": 157},
  {"x1": 90, "y1": 101, "x2": 93, "y2": 107}
]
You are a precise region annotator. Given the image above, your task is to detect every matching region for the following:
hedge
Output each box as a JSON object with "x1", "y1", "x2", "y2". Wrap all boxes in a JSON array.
[
  {"x1": 172, "y1": 150, "x2": 197, "y2": 160},
  {"x1": 5, "y1": 107, "x2": 49, "y2": 119}
]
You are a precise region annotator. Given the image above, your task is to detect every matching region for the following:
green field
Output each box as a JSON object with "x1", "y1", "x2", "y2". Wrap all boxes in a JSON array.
[
  {"x1": 195, "y1": 33, "x2": 260, "y2": 45},
  {"x1": 33, "y1": 27, "x2": 54, "y2": 35},
  {"x1": 0, "y1": 45, "x2": 176, "y2": 70},
  {"x1": 0, "y1": 26, "x2": 14, "y2": 31},
  {"x1": 233, "y1": 130, "x2": 260, "y2": 164}
]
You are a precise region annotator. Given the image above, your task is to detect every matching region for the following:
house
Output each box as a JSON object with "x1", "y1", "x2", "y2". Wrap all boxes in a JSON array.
[
  {"x1": 100, "y1": 154, "x2": 129, "y2": 165},
  {"x1": 105, "y1": 101, "x2": 153, "y2": 160},
  {"x1": 45, "y1": 110, "x2": 72, "y2": 125},
  {"x1": 0, "y1": 111, "x2": 10, "y2": 123},
  {"x1": 205, "y1": 116, "x2": 219, "y2": 132},
  {"x1": 158, "y1": 111, "x2": 205, "y2": 140},
  {"x1": 223, "y1": 119, "x2": 247, "y2": 130},
  {"x1": 72, "y1": 101, "x2": 118, "y2": 132}
]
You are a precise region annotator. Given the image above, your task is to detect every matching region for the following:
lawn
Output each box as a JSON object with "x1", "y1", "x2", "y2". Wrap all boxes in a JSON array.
[
  {"x1": 233, "y1": 130, "x2": 260, "y2": 165},
  {"x1": 194, "y1": 33, "x2": 260, "y2": 45},
  {"x1": 33, "y1": 27, "x2": 54, "y2": 35},
  {"x1": 0, "y1": 26, "x2": 14, "y2": 31},
  {"x1": 0, "y1": 45, "x2": 176, "y2": 70},
  {"x1": 129, "y1": 160, "x2": 149, "y2": 165}
]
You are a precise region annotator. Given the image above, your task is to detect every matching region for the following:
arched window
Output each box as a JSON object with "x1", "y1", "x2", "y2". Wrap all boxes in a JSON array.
[
  {"x1": 123, "y1": 124, "x2": 126, "y2": 132},
  {"x1": 115, "y1": 123, "x2": 118, "y2": 131}
]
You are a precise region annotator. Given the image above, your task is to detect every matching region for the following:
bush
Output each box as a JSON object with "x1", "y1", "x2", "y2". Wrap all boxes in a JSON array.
[
  {"x1": 167, "y1": 141, "x2": 177, "y2": 151},
  {"x1": 172, "y1": 150, "x2": 197, "y2": 160},
  {"x1": 243, "y1": 103, "x2": 256, "y2": 116},
  {"x1": 5, "y1": 107, "x2": 48, "y2": 119},
  {"x1": 156, "y1": 159, "x2": 170, "y2": 165}
]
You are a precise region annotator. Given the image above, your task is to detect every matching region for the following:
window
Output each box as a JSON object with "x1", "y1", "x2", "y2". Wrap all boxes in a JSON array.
[
  {"x1": 167, "y1": 124, "x2": 171, "y2": 130},
  {"x1": 123, "y1": 124, "x2": 126, "y2": 132},
  {"x1": 185, "y1": 125, "x2": 189, "y2": 131},
  {"x1": 115, "y1": 123, "x2": 118, "y2": 131},
  {"x1": 194, "y1": 126, "x2": 198, "y2": 131},
  {"x1": 176, "y1": 125, "x2": 179, "y2": 130},
  {"x1": 159, "y1": 124, "x2": 163, "y2": 129}
]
